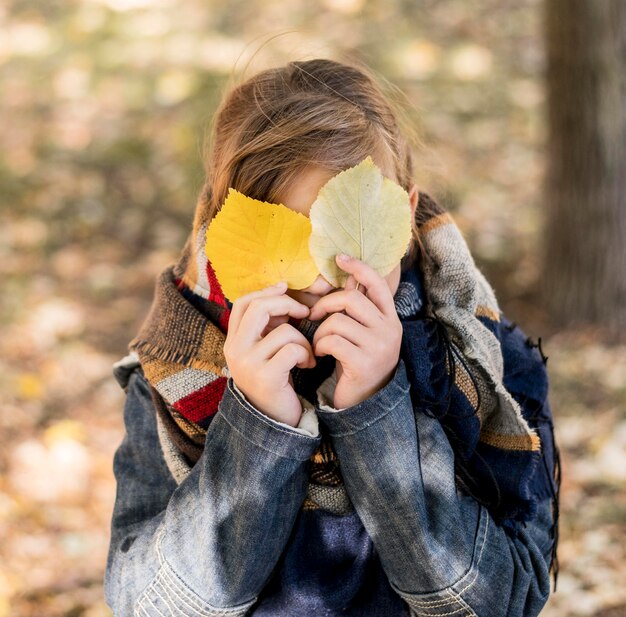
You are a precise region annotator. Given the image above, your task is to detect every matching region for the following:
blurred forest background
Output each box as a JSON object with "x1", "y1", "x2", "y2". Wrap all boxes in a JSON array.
[{"x1": 0, "y1": 0, "x2": 624, "y2": 616}]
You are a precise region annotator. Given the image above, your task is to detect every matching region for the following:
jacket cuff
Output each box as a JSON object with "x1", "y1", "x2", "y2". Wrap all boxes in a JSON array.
[
  {"x1": 222, "y1": 378, "x2": 321, "y2": 460},
  {"x1": 230, "y1": 379, "x2": 320, "y2": 438},
  {"x1": 316, "y1": 368, "x2": 345, "y2": 412},
  {"x1": 315, "y1": 359, "x2": 411, "y2": 436}
]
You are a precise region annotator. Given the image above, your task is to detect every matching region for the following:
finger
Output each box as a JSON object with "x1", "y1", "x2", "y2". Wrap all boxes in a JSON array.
[
  {"x1": 260, "y1": 314, "x2": 290, "y2": 338},
  {"x1": 254, "y1": 322, "x2": 315, "y2": 366},
  {"x1": 269, "y1": 342, "x2": 315, "y2": 375},
  {"x1": 228, "y1": 281, "x2": 288, "y2": 335},
  {"x1": 314, "y1": 333, "x2": 360, "y2": 367},
  {"x1": 238, "y1": 294, "x2": 310, "y2": 347},
  {"x1": 309, "y1": 287, "x2": 381, "y2": 327},
  {"x1": 312, "y1": 312, "x2": 369, "y2": 350},
  {"x1": 344, "y1": 273, "x2": 358, "y2": 292},
  {"x1": 335, "y1": 254, "x2": 396, "y2": 317}
]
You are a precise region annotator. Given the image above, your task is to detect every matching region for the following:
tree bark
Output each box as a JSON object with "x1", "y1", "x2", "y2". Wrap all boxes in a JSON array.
[{"x1": 542, "y1": 0, "x2": 626, "y2": 342}]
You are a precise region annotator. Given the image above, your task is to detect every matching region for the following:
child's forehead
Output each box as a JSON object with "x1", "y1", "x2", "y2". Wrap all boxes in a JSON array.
[
  {"x1": 278, "y1": 166, "x2": 337, "y2": 217},
  {"x1": 279, "y1": 162, "x2": 397, "y2": 217}
]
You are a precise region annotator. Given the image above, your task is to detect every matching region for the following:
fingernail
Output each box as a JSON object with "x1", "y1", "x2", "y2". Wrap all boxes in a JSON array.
[
  {"x1": 337, "y1": 253, "x2": 352, "y2": 261},
  {"x1": 273, "y1": 280, "x2": 286, "y2": 288}
]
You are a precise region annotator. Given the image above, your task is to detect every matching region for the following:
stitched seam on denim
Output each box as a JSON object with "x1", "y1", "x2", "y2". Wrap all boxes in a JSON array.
[
  {"x1": 406, "y1": 512, "x2": 489, "y2": 607},
  {"x1": 132, "y1": 526, "x2": 167, "y2": 617},
  {"x1": 446, "y1": 589, "x2": 476, "y2": 616},
  {"x1": 156, "y1": 529, "x2": 234, "y2": 615},
  {"x1": 399, "y1": 508, "x2": 489, "y2": 608},
  {"x1": 158, "y1": 565, "x2": 217, "y2": 616},
  {"x1": 404, "y1": 595, "x2": 456, "y2": 611},
  {"x1": 134, "y1": 534, "x2": 180, "y2": 617},
  {"x1": 410, "y1": 606, "x2": 468, "y2": 617},
  {"x1": 154, "y1": 524, "x2": 256, "y2": 615},
  {"x1": 160, "y1": 559, "x2": 211, "y2": 613},
  {"x1": 150, "y1": 575, "x2": 182, "y2": 615},
  {"x1": 160, "y1": 560, "x2": 255, "y2": 616},
  {"x1": 156, "y1": 526, "x2": 166, "y2": 566},
  {"x1": 134, "y1": 593, "x2": 146, "y2": 617},
  {"x1": 322, "y1": 385, "x2": 411, "y2": 437},
  {"x1": 138, "y1": 561, "x2": 253, "y2": 617},
  {"x1": 227, "y1": 380, "x2": 320, "y2": 442},
  {"x1": 140, "y1": 593, "x2": 166, "y2": 617},
  {"x1": 135, "y1": 579, "x2": 165, "y2": 617},
  {"x1": 447, "y1": 589, "x2": 476, "y2": 617}
]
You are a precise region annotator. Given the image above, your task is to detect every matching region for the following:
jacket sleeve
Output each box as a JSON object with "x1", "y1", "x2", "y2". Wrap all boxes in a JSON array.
[
  {"x1": 104, "y1": 364, "x2": 321, "y2": 617},
  {"x1": 315, "y1": 354, "x2": 554, "y2": 617}
]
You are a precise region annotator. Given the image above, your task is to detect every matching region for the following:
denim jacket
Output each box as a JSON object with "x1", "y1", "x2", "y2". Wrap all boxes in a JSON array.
[{"x1": 104, "y1": 342, "x2": 555, "y2": 616}]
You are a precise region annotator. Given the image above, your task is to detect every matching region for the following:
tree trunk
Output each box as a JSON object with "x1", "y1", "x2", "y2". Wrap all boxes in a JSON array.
[{"x1": 542, "y1": 0, "x2": 626, "y2": 343}]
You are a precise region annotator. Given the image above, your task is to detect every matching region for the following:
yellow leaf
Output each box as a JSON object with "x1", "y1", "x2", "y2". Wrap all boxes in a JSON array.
[
  {"x1": 0, "y1": 596, "x2": 10, "y2": 617},
  {"x1": 204, "y1": 188, "x2": 320, "y2": 302},
  {"x1": 308, "y1": 156, "x2": 413, "y2": 287},
  {"x1": 43, "y1": 419, "x2": 87, "y2": 446},
  {"x1": 16, "y1": 373, "x2": 43, "y2": 400}
]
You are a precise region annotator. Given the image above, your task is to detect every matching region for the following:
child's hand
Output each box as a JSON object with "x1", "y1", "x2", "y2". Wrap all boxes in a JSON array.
[
  {"x1": 308, "y1": 254, "x2": 403, "y2": 409},
  {"x1": 224, "y1": 282, "x2": 316, "y2": 427}
]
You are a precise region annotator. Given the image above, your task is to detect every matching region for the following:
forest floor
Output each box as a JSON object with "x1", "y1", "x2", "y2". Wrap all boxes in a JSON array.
[{"x1": 1, "y1": 1, "x2": 625, "y2": 615}]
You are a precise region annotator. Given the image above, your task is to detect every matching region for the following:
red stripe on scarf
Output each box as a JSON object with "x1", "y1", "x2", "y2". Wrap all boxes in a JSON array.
[
  {"x1": 172, "y1": 377, "x2": 228, "y2": 423},
  {"x1": 205, "y1": 260, "x2": 232, "y2": 331}
]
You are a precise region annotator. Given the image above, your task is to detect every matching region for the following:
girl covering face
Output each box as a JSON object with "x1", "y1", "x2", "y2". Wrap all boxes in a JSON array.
[
  {"x1": 105, "y1": 58, "x2": 559, "y2": 617},
  {"x1": 280, "y1": 163, "x2": 419, "y2": 308}
]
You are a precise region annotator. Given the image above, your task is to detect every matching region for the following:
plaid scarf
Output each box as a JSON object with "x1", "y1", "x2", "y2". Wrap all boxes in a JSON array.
[{"x1": 127, "y1": 191, "x2": 559, "y2": 543}]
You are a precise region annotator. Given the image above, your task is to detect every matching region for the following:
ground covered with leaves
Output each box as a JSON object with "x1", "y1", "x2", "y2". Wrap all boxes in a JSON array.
[{"x1": 0, "y1": 1, "x2": 624, "y2": 615}]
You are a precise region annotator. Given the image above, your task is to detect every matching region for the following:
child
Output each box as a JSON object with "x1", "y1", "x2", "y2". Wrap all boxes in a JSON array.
[{"x1": 104, "y1": 58, "x2": 560, "y2": 616}]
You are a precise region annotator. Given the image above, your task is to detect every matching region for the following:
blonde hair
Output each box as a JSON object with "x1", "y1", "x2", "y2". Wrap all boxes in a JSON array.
[{"x1": 196, "y1": 57, "x2": 428, "y2": 270}]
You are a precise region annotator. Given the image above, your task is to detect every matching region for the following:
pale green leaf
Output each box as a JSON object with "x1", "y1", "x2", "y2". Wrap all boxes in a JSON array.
[{"x1": 308, "y1": 156, "x2": 413, "y2": 287}]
